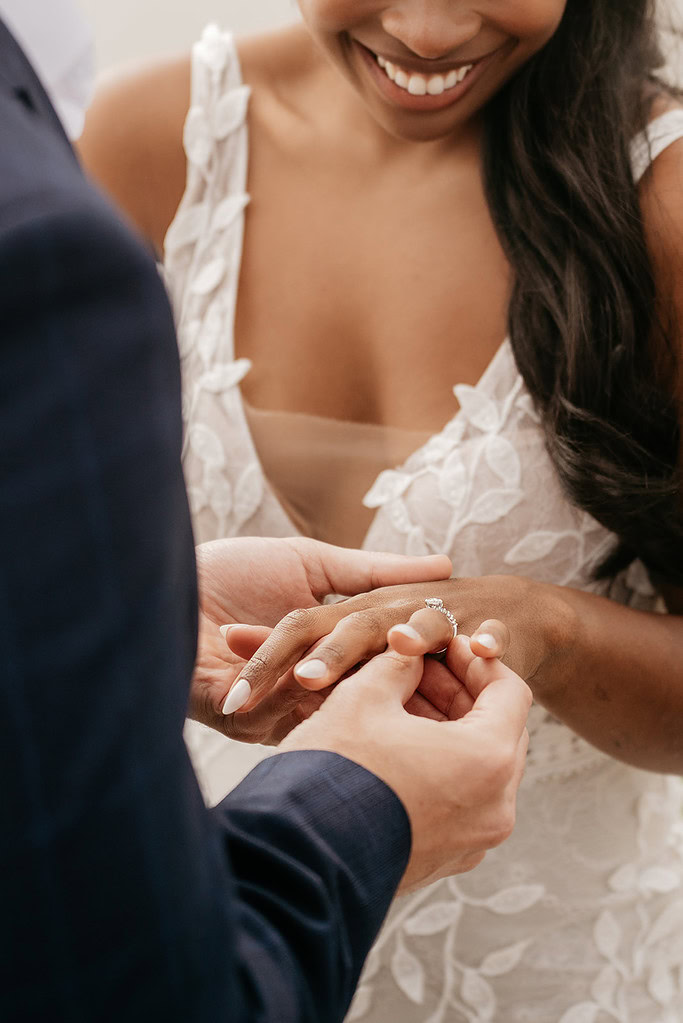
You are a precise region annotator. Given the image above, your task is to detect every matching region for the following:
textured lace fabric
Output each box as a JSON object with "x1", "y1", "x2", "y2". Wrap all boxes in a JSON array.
[{"x1": 166, "y1": 27, "x2": 683, "y2": 1022}]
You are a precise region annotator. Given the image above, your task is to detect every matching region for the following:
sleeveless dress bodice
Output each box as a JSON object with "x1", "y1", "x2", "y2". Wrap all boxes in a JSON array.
[{"x1": 165, "y1": 27, "x2": 683, "y2": 1022}]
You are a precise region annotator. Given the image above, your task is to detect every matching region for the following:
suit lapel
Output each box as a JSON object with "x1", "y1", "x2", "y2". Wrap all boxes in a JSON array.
[{"x1": 0, "y1": 16, "x2": 76, "y2": 159}]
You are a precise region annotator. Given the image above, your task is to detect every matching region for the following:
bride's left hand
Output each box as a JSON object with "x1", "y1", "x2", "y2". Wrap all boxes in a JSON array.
[
  {"x1": 224, "y1": 574, "x2": 568, "y2": 714},
  {"x1": 190, "y1": 537, "x2": 452, "y2": 744},
  {"x1": 226, "y1": 614, "x2": 513, "y2": 727}
]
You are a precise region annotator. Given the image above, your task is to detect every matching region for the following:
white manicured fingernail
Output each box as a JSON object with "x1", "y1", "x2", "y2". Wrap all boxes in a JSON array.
[
  {"x1": 222, "y1": 678, "x2": 251, "y2": 715},
  {"x1": 294, "y1": 659, "x2": 328, "y2": 680},
  {"x1": 390, "y1": 624, "x2": 422, "y2": 642},
  {"x1": 475, "y1": 633, "x2": 497, "y2": 651},
  {"x1": 219, "y1": 624, "x2": 234, "y2": 641}
]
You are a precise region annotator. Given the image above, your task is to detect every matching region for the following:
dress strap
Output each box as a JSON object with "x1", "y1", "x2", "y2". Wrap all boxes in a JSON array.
[
  {"x1": 630, "y1": 108, "x2": 683, "y2": 183},
  {"x1": 163, "y1": 23, "x2": 250, "y2": 352}
]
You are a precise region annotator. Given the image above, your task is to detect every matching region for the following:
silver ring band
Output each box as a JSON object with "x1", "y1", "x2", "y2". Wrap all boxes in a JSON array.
[{"x1": 425, "y1": 598, "x2": 458, "y2": 654}]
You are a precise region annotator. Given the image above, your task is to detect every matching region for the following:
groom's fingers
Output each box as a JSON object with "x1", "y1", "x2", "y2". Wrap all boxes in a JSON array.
[
  {"x1": 447, "y1": 636, "x2": 532, "y2": 718},
  {"x1": 293, "y1": 538, "x2": 452, "y2": 600},
  {"x1": 417, "y1": 657, "x2": 474, "y2": 720},
  {"x1": 387, "y1": 606, "x2": 455, "y2": 656},
  {"x1": 223, "y1": 624, "x2": 272, "y2": 660},
  {"x1": 346, "y1": 647, "x2": 425, "y2": 709},
  {"x1": 457, "y1": 667, "x2": 532, "y2": 749},
  {"x1": 405, "y1": 690, "x2": 449, "y2": 721},
  {"x1": 469, "y1": 619, "x2": 511, "y2": 660}
]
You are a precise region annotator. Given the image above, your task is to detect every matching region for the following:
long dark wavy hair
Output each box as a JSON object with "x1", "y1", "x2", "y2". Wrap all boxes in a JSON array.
[{"x1": 482, "y1": 0, "x2": 683, "y2": 585}]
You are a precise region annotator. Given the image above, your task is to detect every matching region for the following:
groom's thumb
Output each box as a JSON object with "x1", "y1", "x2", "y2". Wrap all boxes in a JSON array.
[{"x1": 346, "y1": 647, "x2": 424, "y2": 710}]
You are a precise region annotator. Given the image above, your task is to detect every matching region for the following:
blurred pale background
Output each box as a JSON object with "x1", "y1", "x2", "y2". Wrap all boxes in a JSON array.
[
  {"x1": 79, "y1": 0, "x2": 681, "y2": 73},
  {"x1": 79, "y1": 0, "x2": 300, "y2": 70}
]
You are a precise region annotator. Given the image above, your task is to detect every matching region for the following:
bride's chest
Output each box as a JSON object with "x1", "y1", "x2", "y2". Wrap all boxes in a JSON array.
[{"x1": 233, "y1": 141, "x2": 510, "y2": 430}]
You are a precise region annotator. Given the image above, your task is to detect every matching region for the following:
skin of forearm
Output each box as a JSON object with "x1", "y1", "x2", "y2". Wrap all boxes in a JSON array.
[{"x1": 531, "y1": 582, "x2": 683, "y2": 774}]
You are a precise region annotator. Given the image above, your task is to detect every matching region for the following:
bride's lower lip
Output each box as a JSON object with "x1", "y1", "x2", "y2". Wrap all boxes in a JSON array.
[{"x1": 354, "y1": 41, "x2": 497, "y2": 113}]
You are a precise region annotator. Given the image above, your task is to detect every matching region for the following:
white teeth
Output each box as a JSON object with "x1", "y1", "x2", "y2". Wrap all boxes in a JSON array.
[
  {"x1": 427, "y1": 74, "x2": 445, "y2": 96},
  {"x1": 408, "y1": 74, "x2": 427, "y2": 96},
  {"x1": 374, "y1": 55, "x2": 474, "y2": 96}
]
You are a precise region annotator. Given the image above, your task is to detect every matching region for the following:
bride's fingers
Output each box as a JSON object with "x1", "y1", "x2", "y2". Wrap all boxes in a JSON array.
[
  {"x1": 220, "y1": 604, "x2": 347, "y2": 714},
  {"x1": 469, "y1": 619, "x2": 510, "y2": 660},
  {"x1": 290, "y1": 606, "x2": 452, "y2": 692},
  {"x1": 387, "y1": 607, "x2": 456, "y2": 656},
  {"x1": 222, "y1": 624, "x2": 272, "y2": 660},
  {"x1": 291, "y1": 610, "x2": 395, "y2": 690}
]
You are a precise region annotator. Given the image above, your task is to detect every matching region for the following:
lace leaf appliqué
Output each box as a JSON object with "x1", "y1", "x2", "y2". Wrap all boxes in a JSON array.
[
  {"x1": 404, "y1": 901, "x2": 462, "y2": 936},
  {"x1": 391, "y1": 935, "x2": 426, "y2": 1005}
]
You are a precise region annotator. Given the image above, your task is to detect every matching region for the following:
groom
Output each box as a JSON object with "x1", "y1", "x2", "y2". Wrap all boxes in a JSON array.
[{"x1": 0, "y1": 9, "x2": 531, "y2": 1023}]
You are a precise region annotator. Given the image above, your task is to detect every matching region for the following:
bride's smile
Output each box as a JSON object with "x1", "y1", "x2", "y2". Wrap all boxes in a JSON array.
[
  {"x1": 296, "y1": 0, "x2": 567, "y2": 142},
  {"x1": 353, "y1": 39, "x2": 503, "y2": 114}
]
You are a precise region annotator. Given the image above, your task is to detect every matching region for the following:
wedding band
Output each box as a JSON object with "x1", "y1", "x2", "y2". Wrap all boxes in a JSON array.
[{"x1": 425, "y1": 597, "x2": 458, "y2": 655}]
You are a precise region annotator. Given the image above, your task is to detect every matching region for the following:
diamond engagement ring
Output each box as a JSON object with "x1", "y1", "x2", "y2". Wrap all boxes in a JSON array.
[{"x1": 424, "y1": 598, "x2": 458, "y2": 655}]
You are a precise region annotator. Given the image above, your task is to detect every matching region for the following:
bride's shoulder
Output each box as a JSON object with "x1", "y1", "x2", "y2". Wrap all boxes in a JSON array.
[
  {"x1": 79, "y1": 54, "x2": 191, "y2": 252},
  {"x1": 78, "y1": 25, "x2": 315, "y2": 249}
]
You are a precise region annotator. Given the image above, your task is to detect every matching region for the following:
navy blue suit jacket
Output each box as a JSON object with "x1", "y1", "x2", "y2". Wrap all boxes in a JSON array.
[{"x1": 0, "y1": 21, "x2": 410, "y2": 1021}]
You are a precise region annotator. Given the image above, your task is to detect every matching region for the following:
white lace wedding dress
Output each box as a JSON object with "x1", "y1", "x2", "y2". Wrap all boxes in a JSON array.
[{"x1": 165, "y1": 27, "x2": 683, "y2": 1022}]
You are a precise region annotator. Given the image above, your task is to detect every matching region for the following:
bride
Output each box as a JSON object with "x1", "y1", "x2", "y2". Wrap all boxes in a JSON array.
[{"x1": 80, "y1": 0, "x2": 683, "y2": 1018}]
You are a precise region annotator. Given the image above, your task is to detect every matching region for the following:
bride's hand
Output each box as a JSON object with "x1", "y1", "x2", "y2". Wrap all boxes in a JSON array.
[
  {"x1": 226, "y1": 615, "x2": 513, "y2": 725},
  {"x1": 189, "y1": 537, "x2": 452, "y2": 744},
  {"x1": 222, "y1": 575, "x2": 563, "y2": 715}
]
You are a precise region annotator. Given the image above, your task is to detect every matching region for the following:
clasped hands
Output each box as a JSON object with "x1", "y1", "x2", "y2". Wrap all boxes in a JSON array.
[
  {"x1": 191, "y1": 536, "x2": 520, "y2": 744},
  {"x1": 191, "y1": 536, "x2": 532, "y2": 890}
]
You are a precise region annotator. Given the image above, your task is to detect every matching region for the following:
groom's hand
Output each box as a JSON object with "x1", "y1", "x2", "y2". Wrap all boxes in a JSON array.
[
  {"x1": 282, "y1": 635, "x2": 532, "y2": 891},
  {"x1": 190, "y1": 537, "x2": 452, "y2": 744}
]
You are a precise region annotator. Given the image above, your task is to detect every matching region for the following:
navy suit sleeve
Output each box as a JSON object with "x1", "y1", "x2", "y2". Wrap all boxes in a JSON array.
[{"x1": 0, "y1": 190, "x2": 410, "y2": 1022}]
